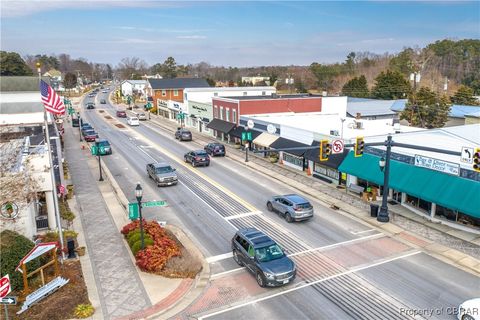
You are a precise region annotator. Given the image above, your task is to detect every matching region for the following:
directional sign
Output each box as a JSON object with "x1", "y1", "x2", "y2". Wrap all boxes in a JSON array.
[
  {"x1": 461, "y1": 146, "x2": 474, "y2": 164},
  {"x1": 241, "y1": 131, "x2": 252, "y2": 141},
  {"x1": 332, "y1": 139, "x2": 344, "y2": 154},
  {"x1": 143, "y1": 200, "x2": 167, "y2": 208},
  {"x1": 0, "y1": 275, "x2": 11, "y2": 298},
  {"x1": 128, "y1": 203, "x2": 139, "y2": 220},
  {"x1": 0, "y1": 296, "x2": 17, "y2": 305}
]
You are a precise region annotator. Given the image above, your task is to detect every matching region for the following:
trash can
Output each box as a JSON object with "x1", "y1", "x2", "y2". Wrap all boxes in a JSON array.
[
  {"x1": 67, "y1": 238, "x2": 76, "y2": 259},
  {"x1": 370, "y1": 204, "x2": 379, "y2": 217}
]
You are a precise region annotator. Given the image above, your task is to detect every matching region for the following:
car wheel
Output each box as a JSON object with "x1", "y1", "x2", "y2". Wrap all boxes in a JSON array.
[
  {"x1": 285, "y1": 213, "x2": 293, "y2": 223},
  {"x1": 233, "y1": 250, "x2": 243, "y2": 266},
  {"x1": 192, "y1": 161, "x2": 196, "y2": 167},
  {"x1": 267, "y1": 202, "x2": 273, "y2": 212},
  {"x1": 206, "y1": 163, "x2": 210, "y2": 167},
  {"x1": 184, "y1": 157, "x2": 188, "y2": 163},
  {"x1": 256, "y1": 272, "x2": 266, "y2": 288}
]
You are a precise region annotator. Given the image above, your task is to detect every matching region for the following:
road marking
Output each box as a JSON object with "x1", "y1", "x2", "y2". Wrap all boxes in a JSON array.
[
  {"x1": 198, "y1": 250, "x2": 422, "y2": 319},
  {"x1": 288, "y1": 233, "x2": 383, "y2": 257},
  {"x1": 210, "y1": 267, "x2": 245, "y2": 279},
  {"x1": 349, "y1": 229, "x2": 376, "y2": 235},
  {"x1": 206, "y1": 252, "x2": 234, "y2": 263},
  {"x1": 225, "y1": 211, "x2": 262, "y2": 221}
]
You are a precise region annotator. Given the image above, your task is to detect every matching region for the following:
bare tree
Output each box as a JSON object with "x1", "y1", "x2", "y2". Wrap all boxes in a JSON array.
[{"x1": 117, "y1": 57, "x2": 149, "y2": 79}]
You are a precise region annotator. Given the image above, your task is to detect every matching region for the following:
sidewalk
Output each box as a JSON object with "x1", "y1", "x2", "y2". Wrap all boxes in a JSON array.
[{"x1": 144, "y1": 112, "x2": 480, "y2": 275}]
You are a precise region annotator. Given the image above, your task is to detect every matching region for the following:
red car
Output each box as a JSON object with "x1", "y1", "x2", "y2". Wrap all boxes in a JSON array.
[
  {"x1": 116, "y1": 110, "x2": 127, "y2": 118},
  {"x1": 83, "y1": 130, "x2": 99, "y2": 142}
]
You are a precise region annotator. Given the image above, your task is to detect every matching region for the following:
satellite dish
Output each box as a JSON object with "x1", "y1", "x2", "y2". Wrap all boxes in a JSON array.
[
  {"x1": 267, "y1": 124, "x2": 276, "y2": 134},
  {"x1": 247, "y1": 120, "x2": 254, "y2": 129}
]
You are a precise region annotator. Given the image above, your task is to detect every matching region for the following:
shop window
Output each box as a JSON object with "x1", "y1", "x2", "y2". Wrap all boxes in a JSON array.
[
  {"x1": 226, "y1": 108, "x2": 230, "y2": 122},
  {"x1": 220, "y1": 107, "x2": 224, "y2": 120},
  {"x1": 174, "y1": 90, "x2": 179, "y2": 96},
  {"x1": 233, "y1": 109, "x2": 237, "y2": 123},
  {"x1": 313, "y1": 162, "x2": 339, "y2": 180},
  {"x1": 283, "y1": 153, "x2": 302, "y2": 167},
  {"x1": 405, "y1": 194, "x2": 431, "y2": 215},
  {"x1": 435, "y1": 205, "x2": 457, "y2": 221}
]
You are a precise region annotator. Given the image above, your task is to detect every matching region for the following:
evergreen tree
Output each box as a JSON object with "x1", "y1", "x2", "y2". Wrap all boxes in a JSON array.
[
  {"x1": 400, "y1": 87, "x2": 451, "y2": 128},
  {"x1": 451, "y1": 85, "x2": 479, "y2": 105},
  {"x1": 371, "y1": 70, "x2": 411, "y2": 99},
  {"x1": 64, "y1": 72, "x2": 77, "y2": 89},
  {"x1": 341, "y1": 75, "x2": 369, "y2": 97},
  {"x1": 0, "y1": 51, "x2": 33, "y2": 76}
]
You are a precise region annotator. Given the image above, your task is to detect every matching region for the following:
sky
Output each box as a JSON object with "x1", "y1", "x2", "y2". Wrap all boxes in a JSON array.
[{"x1": 1, "y1": 1, "x2": 479, "y2": 67}]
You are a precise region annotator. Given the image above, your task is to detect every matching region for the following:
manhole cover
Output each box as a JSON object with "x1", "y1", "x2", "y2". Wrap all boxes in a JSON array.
[{"x1": 115, "y1": 124, "x2": 126, "y2": 128}]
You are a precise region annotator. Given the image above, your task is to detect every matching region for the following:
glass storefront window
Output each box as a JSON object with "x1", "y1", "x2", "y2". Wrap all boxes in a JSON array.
[
  {"x1": 405, "y1": 194, "x2": 431, "y2": 215},
  {"x1": 282, "y1": 153, "x2": 302, "y2": 167}
]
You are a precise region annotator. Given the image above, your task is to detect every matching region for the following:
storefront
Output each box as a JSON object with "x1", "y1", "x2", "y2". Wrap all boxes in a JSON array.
[
  {"x1": 187, "y1": 101, "x2": 212, "y2": 133},
  {"x1": 304, "y1": 141, "x2": 349, "y2": 185},
  {"x1": 339, "y1": 151, "x2": 480, "y2": 230},
  {"x1": 206, "y1": 118, "x2": 236, "y2": 141},
  {"x1": 156, "y1": 99, "x2": 169, "y2": 119},
  {"x1": 269, "y1": 137, "x2": 311, "y2": 171}
]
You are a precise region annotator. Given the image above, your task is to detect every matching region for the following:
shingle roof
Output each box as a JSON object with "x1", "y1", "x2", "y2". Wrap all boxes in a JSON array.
[
  {"x1": 148, "y1": 78, "x2": 210, "y2": 90},
  {"x1": 0, "y1": 76, "x2": 51, "y2": 92}
]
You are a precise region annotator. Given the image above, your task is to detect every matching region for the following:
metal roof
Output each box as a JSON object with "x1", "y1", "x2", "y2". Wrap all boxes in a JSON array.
[
  {"x1": 347, "y1": 98, "x2": 399, "y2": 117},
  {"x1": 390, "y1": 101, "x2": 480, "y2": 119},
  {"x1": 148, "y1": 78, "x2": 210, "y2": 90}
]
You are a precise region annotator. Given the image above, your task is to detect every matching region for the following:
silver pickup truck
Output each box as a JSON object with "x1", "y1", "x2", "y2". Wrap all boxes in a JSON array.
[{"x1": 146, "y1": 162, "x2": 178, "y2": 186}]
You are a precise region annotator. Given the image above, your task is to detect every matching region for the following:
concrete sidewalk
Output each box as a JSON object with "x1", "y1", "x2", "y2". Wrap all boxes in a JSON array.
[{"x1": 143, "y1": 112, "x2": 480, "y2": 275}]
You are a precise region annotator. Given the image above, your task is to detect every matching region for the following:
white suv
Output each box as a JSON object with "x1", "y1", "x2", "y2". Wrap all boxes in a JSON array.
[{"x1": 127, "y1": 116, "x2": 139, "y2": 126}]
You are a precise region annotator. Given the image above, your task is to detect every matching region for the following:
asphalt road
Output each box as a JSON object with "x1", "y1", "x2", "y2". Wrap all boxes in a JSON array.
[{"x1": 80, "y1": 92, "x2": 479, "y2": 320}]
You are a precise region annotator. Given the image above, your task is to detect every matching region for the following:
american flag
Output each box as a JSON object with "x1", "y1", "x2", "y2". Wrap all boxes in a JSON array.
[{"x1": 40, "y1": 80, "x2": 65, "y2": 115}]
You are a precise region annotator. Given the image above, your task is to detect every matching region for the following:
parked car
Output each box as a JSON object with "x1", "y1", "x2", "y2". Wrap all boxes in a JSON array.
[
  {"x1": 116, "y1": 110, "x2": 127, "y2": 118},
  {"x1": 266, "y1": 194, "x2": 314, "y2": 222},
  {"x1": 86, "y1": 102, "x2": 95, "y2": 109},
  {"x1": 457, "y1": 298, "x2": 480, "y2": 320},
  {"x1": 72, "y1": 118, "x2": 80, "y2": 127},
  {"x1": 100, "y1": 99, "x2": 106, "y2": 104},
  {"x1": 134, "y1": 112, "x2": 147, "y2": 120},
  {"x1": 184, "y1": 150, "x2": 210, "y2": 167},
  {"x1": 95, "y1": 139, "x2": 112, "y2": 155},
  {"x1": 204, "y1": 143, "x2": 226, "y2": 157},
  {"x1": 231, "y1": 228, "x2": 296, "y2": 287},
  {"x1": 175, "y1": 128, "x2": 192, "y2": 141},
  {"x1": 146, "y1": 163, "x2": 178, "y2": 187},
  {"x1": 127, "y1": 116, "x2": 140, "y2": 126},
  {"x1": 81, "y1": 125, "x2": 94, "y2": 135},
  {"x1": 83, "y1": 130, "x2": 99, "y2": 142},
  {"x1": 102, "y1": 90, "x2": 108, "y2": 93}
]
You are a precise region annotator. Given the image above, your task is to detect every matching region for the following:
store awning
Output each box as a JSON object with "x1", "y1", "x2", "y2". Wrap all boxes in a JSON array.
[
  {"x1": 305, "y1": 141, "x2": 350, "y2": 169},
  {"x1": 339, "y1": 152, "x2": 480, "y2": 218},
  {"x1": 206, "y1": 118, "x2": 236, "y2": 133},
  {"x1": 229, "y1": 126, "x2": 261, "y2": 140},
  {"x1": 252, "y1": 132, "x2": 279, "y2": 148},
  {"x1": 270, "y1": 138, "x2": 311, "y2": 157}
]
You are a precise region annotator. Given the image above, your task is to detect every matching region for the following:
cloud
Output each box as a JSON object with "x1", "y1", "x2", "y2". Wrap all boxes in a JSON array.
[
  {"x1": 107, "y1": 38, "x2": 157, "y2": 44},
  {"x1": 176, "y1": 35, "x2": 207, "y2": 39}
]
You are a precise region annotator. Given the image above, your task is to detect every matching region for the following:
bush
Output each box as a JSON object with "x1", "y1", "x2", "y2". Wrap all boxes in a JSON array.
[
  {"x1": 127, "y1": 229, "x2": 141, "y2": 242},
  {"x1": 128, "y1": 232, "x2": 152, "y2": 248},
  {"x1": 131, "y1": 238, "x2": 154, "y2": 256},
  {"x1": 0, "y1": 230, "x2": 44, "y2": 291},
  {"x1": 74, "y1": 304, "x2": 95, "y2": 318}
]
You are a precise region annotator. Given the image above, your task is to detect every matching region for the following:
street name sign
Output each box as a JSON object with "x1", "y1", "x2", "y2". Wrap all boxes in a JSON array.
[{"x1": 143, "y1": 200, "x2": 167, "y2": 208}]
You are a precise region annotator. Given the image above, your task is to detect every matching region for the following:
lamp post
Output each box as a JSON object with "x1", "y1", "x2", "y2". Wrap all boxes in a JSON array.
[
  {"x1": 135, "y1": 183, "x2": 145, "y2": 250},
  {"x1": 78, "y1": 113, "x2": 82, "y2": 142},
  {"x1": 244, "y1": 126, "x2": 249, "y2": 162},
  {"x1": 96, "y1": 141, "x2": 104, "y2": 182},
  {"x1": 377, "y1": 135, "x2": 392, "y2": 222}
]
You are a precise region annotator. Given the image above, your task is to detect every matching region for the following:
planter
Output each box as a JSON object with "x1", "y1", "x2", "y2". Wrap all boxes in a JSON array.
[
  {"x1": 75, "y1": 246, "x2": 86, "y2": 256},
  {"x1": 269, "y1": 157, "x2": 279, "y2": 163},
  {"x1": 233, "y1": 144, "x2": 241, "y2": 149},
  {"x1": 67, "y1": 185, "x2": 74, "y2": 199}
]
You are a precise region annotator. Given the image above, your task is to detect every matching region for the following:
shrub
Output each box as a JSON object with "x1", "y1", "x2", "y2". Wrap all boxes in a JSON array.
[
  {"x1": 131, "y1": 238, "x2": 154, "y2": 256},
  {"x1": 74, "y1": 304, "x2": 95, "y2": 318},
  {"x1": 128, "y1": 233, "x2": 152, "y2": 248},
  {"x1": 0, "y1": 230, "x2": 44, "y2": 291},
  {"x1": 127, "y1": 229, "x2": 141, "y2": 241}
]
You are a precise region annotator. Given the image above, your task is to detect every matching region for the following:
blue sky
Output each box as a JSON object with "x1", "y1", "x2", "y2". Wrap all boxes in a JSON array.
[{"x1": 1, "y1": 1, "x2": 479, "y2": 67}]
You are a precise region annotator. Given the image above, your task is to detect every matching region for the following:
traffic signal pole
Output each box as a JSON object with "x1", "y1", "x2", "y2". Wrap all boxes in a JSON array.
[{"x1": 377, "y1": 136, "x2": 392, "y2": 222}]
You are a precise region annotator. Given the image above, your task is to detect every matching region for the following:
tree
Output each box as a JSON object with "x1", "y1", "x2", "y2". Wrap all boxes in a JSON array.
[
  {"x1": 341, "y1": 75, "x2": 369, "y2": 97},
  {"x1": 345, "y1": 52, "x2": 356, "y2": 74},
  {"x1": 0, "y1": 51, "x2": 33, "y2": 76},
  {"x1": 64, "y1": 72, "x2": 77, "y2": 89},
  {"x1": 162, "y1": 56, "x2": 177, "y2": 78},
  {"x1": 389, "y1": 48, "x2": 415, "y2": 76},
  {"x1": 450, "y1": 85, "x2": 479, "y2": 105},
  {"x1": 205, "y1": 78, "x2": 216, "y2": 87},
  {"x1": 400, "y1": 87, "x2": 451, "y2": 128},
  {"x1": 371, "y1": 70, "x2": 411, "y2": 99},
  {"x1": 117, "y1": 57, "x2": 148, "y2": 80},
  {"x1": 309, "y1": 62, "x2": 341, "y2": 91}
]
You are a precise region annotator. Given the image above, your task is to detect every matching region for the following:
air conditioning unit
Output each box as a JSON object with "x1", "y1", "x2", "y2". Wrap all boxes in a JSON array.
[
  {"x1": 330, "y1": 130, "x2": 340, "y2": 136},
  {"x1": 355, "y1": 121, "x2": 364, "y2": 129}
]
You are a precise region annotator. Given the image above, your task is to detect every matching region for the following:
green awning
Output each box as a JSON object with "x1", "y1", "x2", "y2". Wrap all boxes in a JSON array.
[{"x1": 339, "y1": 152, "x2": 480, "y2": 218}]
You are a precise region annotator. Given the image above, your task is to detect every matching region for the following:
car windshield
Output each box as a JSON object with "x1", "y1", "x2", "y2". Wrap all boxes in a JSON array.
[
  {"x1": 196, "y1": 151, "x2": 207, "y2": 156},
  {"x1": 98, "y1": 141, "x2": 110, "y2": 147},
  {"x1": 255, "y1": 244, "x2": 284, "y2": 262},
  {"x1": 85, "y1": 130, "x2": 96, "y2": 135},
  {"x1": 155, "y1": 166, "x2": 173, "y2": 174},
  {"x1": 131, "y1": 117, "x2": 138, "y2": 121}
]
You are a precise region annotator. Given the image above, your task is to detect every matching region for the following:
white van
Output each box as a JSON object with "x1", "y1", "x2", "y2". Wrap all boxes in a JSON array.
[
  {"x1": 127, "y1": 116, "x2": 140, "y2": 126},
  {"x1": 133, "y1": 111, "x2": 147, "y2": 121}
]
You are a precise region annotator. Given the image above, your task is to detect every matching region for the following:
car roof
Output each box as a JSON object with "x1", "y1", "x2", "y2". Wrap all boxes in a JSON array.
[
  {"x1": 97, "y1": 139, "x2": 109, "y2": 143},
  {"x1": 282, "y1": 194, "x2": 310, "y2": 204},
  {"x1": 152, "y1": 162, "x2": 171, "y2": 168},
  {"x1": 237, "y1": 228, "x2": 276, "y2": 248},
  {"x1": 193, "y1": 150, "x2": 207, "y2": 154},
  {"x1": 209, "y1": 142, "x2": 224, "y2": 146}
]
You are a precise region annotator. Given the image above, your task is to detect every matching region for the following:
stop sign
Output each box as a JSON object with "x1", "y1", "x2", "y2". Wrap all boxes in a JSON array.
[{"x1": 0, "y1": 275, "x2": 11, "y2": 298}]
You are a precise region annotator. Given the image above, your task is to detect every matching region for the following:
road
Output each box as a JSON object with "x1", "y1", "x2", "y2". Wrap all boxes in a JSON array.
[{"x1": 80, "y1": 91, "x2": 479, "y2": 320}]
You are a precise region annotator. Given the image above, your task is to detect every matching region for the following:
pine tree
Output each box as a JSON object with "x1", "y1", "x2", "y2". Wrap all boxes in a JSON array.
[
  {"x1": 371, "y1": 70, "x2": 411, "y2": 99},
  {"x1": 451, "y1": 85, "x2": 479, "y2": 105},
  {"x1": 400, "y1": 87, "x2": 451, "y2": 128}
]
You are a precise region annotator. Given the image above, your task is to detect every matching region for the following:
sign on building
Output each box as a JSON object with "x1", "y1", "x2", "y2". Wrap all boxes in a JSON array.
[{"x1": 414, "y1": 155, "x2": 460, "y2": 176}]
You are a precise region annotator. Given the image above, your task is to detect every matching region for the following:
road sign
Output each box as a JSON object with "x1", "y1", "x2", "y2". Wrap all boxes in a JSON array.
[
  {"x1": 332, "y1": 140, "x2": 344, "y2": 154},
  {"x1": 241, "y1": 131, "x2": 252, "y2": 141},
  {"x1": 461, "y1": 146, "x2": 474, "y2": 164},
  {"x1": 91, "y1": 145, "x2": 98, "y2": 156},
  {"x1": 0, "y1": 275, "x2": 11, "y2": 298},
  {"x1": 0, "y1": 296, "x2": 17, "y2": 305},
  {"x1": 143, "y1": 200, "x2": 167, "y2": 208},
  {"x1": 128, "y1": 203, "x2": 139, "y2": 220}
]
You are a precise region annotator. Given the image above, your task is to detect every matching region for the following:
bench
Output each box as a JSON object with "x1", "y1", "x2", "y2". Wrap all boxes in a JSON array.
[{"x1": 348, "y1": 184, "x2": 364, "y2": 194}]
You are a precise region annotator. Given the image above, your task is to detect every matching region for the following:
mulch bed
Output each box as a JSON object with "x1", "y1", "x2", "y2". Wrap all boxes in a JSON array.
[
  {"x1": 7, "y1": 260, "x2": 90, "y2": 320},
  {"x1": 115, "y1": 124, "x2": 126, "y2": 128}
]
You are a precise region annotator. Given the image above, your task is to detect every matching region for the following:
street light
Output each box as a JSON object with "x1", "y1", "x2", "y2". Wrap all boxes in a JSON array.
[
  {"x1": 78, "y1": 113, "x2": 82, "y2": 142},
  {"x1": 96, "y1": 141, "x2": 104, "y2": 182},
  {"x1": 244, "y1": 126, "x2": 249, "y2": 162},
  {"x1": 377, "y1": 136, "x2": 392, "y2": 223},
  {"x1": 135, "y1": 183, "x2": 145, "y2": 250}
]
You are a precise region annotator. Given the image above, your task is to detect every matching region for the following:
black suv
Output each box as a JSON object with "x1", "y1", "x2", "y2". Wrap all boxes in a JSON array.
[
  {"x1": 175, "y1": 128, "x2": 192, "y2": 141},
  {"x1": 231, "y1": 228, "x2": 296, "y2": 287},
  {"x1": 204, "y1": 143, "x2": 226, "y2": 157},
  {"x1": 184, "y1": 150, "x2": 210, "y2": 167}
]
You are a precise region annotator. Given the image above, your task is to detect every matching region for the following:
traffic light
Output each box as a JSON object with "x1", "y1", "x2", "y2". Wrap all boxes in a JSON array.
[
  {"x1": 473, "y1": 148, "x2": 480, "y2": 172},
  {"x1": 354, "y1": 136, "x2": 365, "y2": 157},
  {"x1": 319, "y1": 140, "x2": 331, "y2": 161}
]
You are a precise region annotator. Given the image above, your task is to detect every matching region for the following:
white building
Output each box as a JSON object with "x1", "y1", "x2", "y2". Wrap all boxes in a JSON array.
[{"x1": 121, "y1": 80, "x2": 148, "y2": 98}]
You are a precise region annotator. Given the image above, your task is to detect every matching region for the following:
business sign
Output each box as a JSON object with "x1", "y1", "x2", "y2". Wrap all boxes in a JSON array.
[
  {"x1": 414, "y1": 155, "x2": 459, "y2": 176},
  {"x1": 0, "y1": 275, "x2": 11, "y2": 298}
]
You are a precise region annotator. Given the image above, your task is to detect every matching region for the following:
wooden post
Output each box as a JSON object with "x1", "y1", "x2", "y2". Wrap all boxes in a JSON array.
[
  {"x1": 52, "y1": 249, "x2": 59, "y2": 277},
  {"x1": 40, "y1": 269, "x2": 45, "y2": 286},
  {"x1": 22, "y1": 263, "x2": 29, "y2": 294}
]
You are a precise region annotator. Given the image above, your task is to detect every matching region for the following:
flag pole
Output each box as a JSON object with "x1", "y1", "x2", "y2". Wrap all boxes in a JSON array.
[{"x1": 38, "y1": 63, "x2": 65, "y2": 262}]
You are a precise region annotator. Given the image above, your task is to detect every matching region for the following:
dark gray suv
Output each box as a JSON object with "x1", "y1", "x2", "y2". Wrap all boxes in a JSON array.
[{"x1": 231, "y1": 228, "x2": 296, "y2": 287}]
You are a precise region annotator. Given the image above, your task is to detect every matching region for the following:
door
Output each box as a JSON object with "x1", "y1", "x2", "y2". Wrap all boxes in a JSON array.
[{"x1": 244, "y1": 244, "x2": 256, "y2": 273}]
